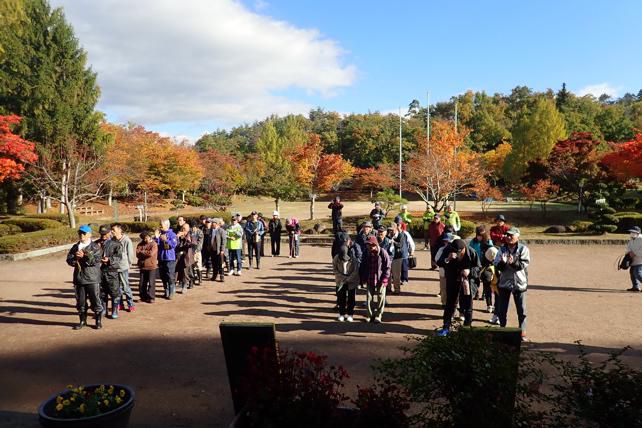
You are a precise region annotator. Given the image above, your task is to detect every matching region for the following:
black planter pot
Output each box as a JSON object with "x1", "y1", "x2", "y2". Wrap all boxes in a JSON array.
[{"x1": 38, "y1": 384, "x2": 135, "y2": 428}]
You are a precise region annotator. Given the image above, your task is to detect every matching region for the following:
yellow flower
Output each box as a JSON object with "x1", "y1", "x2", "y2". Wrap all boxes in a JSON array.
[
  {"x1": 78, "y1": 386, "x2": 84, "y2": 392},
  {"x1": 70, "y1": 396, "x2": 76, "y2": 402},
  {"x1": 115, "y1": 396, "x2": 122, "y2": 404},
  {"x1": 108, "y1": 386, "x2": 114, "y2": 394},
  {"x1": 62, "y1": 400, "x2": 70, "y2": 406},
  {"x1": 79, "y1": 404, "x2": 86, "y2": 413},
  {"x1": 119, "y1": 389, "x2": 125, "y2": 398},
  {"x1": 56, "y1": 396, "x2": 63, "y2": 404},
  {"x1": 103, "y1": 399, "x2": 109, "y2": 406},
  {"x1": 55, "y1": 404, "x2": 63, "y2": 412},
  {"x1": 66, "y1": 384, "x2": 73, "y2": 389}
]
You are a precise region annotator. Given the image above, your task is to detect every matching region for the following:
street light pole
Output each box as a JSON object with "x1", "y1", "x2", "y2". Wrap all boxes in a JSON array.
[
  {"x1": 453, "y1": 101, "x2": 458, "y2": 211},
  {"x1": 399, "y1": 106, "x2": 403, "y2": 198}
]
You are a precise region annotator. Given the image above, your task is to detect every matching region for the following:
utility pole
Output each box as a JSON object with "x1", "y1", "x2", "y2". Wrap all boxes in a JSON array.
[
  {"x1": 399, "y1": 106, "x2": 403, "y2": 198},
  {"x1": 426, "y1": 92, "x2": 431, "y2": 206},
  {"x1": 453, "y1": 102, "x2": 458, "y2": 211}
]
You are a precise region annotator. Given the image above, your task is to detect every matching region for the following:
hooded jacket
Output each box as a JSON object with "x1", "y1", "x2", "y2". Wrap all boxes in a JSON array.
[
  {"x1": 494, "y1": 243, "x2": 530, "y2": 291},
  {"x1": 66, "y1": 241, "x2": 102, "y2": 285}
]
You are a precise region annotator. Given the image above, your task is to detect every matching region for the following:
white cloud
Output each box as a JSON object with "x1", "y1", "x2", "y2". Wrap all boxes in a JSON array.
[
  {"x1": 254, "y1": 0, "x2": 269, "y2": 11},
  {"x1": 577, "y1": 82, "x2": 622, "y2": 98},
  {"x1": 51, "y1": 0, "x2": 356, "y2": 129}
]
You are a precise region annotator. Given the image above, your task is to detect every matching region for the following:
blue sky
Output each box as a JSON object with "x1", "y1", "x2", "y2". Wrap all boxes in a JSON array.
[{"x1": 55, "y1": 0, "x2": 642, "y2": 141}]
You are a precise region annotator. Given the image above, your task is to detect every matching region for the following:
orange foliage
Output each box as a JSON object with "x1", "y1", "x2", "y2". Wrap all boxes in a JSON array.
[
  {"x1": 601, "y1": 134, "x2": 642, "y2": 180},
  {"x1": 291, "y1": 133, "x2": 353, "y2": 194},
  {"x1": 0, "y1": 115, "x2": 38, "y2": 182},
  {"x1": 353, "y1": 165, "x2": 395, "y2": 194},
  {"x1": 520, "y1": 179, "x2": 560, "y2": 212}
]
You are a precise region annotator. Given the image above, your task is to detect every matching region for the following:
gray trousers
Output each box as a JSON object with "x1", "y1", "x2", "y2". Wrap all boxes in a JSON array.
[
  {"x1": 366, "y1": 284, "x2": 387, "y2": 321},
  {"x1": 75, "y1": 282, "x2": 104, "y2": 315}
]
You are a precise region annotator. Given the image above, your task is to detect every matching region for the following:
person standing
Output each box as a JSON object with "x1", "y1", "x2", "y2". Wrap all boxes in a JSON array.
[
  {"x1": 328, "y1": 196, "x2": 344, "y2": 233},
  {"x1": 436, "y1": 239, "x2": 481, "y2": 336},
  {"x1": 285, "y1": 218, "x2": 301, "y2": 258},
  {"x1": 369, "y1": 202, "x2": 385, "y2": 230},
  {"x1": 493, "y1": 227, "x2": 530, "y2": 342},
  {"x1": 190, "y1": 220, "x2": 204, "y2": 285},
  {"x1": 422, "y1": 205, "x2": 436, "y2": 250},
  {"x1": 95, "y1": 225, "x2": 123, "y2": 319},
  {"x1": 469, "y1": 225, "x2": 494, "y2": 303},
  {"x1": 490, "y1": 214, "x2": 510, "y2": 246},
  {"x1": 257, "y1": 212, "x2": 267, "y2": 257},
  {"x1": 175, "y1": 223, "x2": 194, "y2": 292},
  {"x1": 111, "y1": 223, "x2": 136, "y2": 312},
  {"x1": 355, "y1": 221, "x2": 375, "y2": 287},
  {"x1": 155, "y1": 219, "x2": 178, "y2": 299},
  {"x1": 210, "y1": 218, "x2": 227, "y2": 282},
  {"x1": 66, "y1": 225, "x2": 104, "y2": 330},
  {"x1": 363, "y1": 236, "x2": 391, "y2": 323},
  {"x1": 136, "y1": 231, "x2": 158, "y2": 303},
  {"x1": 377, "y1": 226, "x2": 393, "y2": 257},
  {"x1": 398, "y1": 205, "x2": 412, "y2": 226},
  {"x1": 428, "y1": 214, "x2": 446, "y2": 270},
  {"x1": 388, "y1": 222, "x2": 410, "y2": 295},
  {"x1": 333, "y1": 245, "x2": 360, "y2": 322},
  {"x1": 202, "y1": 218, "x2": 213, "y2": 278},
  {"x1": 444, "y1": 205, "x2": 461, "y2": 233},
  {"x1": 625, "y1": 226, "x2": 642, "y2": 291},
  {"x1": 226, "y1": 216, "x2": 244, "y2": 276},
  {"x1": 244, "y1": 211, "x2": 265, "y2": 269},
  {"x1": 268, "y1": 211, "x2": 282, "y2": 257}
]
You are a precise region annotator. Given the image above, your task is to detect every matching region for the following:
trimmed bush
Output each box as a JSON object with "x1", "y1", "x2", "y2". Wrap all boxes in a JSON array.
[
  {"x1": 3, "y1": 218, "x2": 64, "y2": 232},
  {"x1": 184, "y1": 194, "x2": 206, "y2": 207},
  {"x1": 590, "y1": 224, "x2": 618, "y2": 233},
  {"x1": 571, "y1": 220, "x2": 593, "y2": 233},
  {"x1": 615, "y1": 213, "x2": 642, "y2": 233},
  {"x1": 614, "y1": 211, "x2": 640, "y2": 217},
  {"x1": 0, "y1": 223, "x2": 22, "y2": 237},
  {"x1": 0, "y1": 228, "x2": 78, "y2": 254},
  {"x1": 25, "y1": 213, "x2": 80, "y2": 226},
  {"x1": 168, "y1": 212, "x2": 232, "y2": 227},
  {"x1": 110, "y1": 221, "x2": 160, "y2": 234},
  {"x1": 459, "y1": 220, "x2": 476, "y2": 239},
  {"x1": 621, "y1": 197, "x2": 639, "y2": 210}
]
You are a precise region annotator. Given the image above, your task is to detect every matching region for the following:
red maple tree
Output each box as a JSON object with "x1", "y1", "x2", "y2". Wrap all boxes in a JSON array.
[
  {"x1": 601, "y1": 133, "x2": 642, "y2": 180},
  {"x1": 0, "y1": 115, "x2": 38, "y2": 182}
]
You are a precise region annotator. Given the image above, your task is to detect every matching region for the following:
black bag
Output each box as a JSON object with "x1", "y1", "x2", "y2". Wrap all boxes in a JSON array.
[
  {"x1": 618, "y1": 254, "x2": 632, "y2": 270},
  {"x1": 408, "y1": 255, "x2": 417, "y2": 269}
]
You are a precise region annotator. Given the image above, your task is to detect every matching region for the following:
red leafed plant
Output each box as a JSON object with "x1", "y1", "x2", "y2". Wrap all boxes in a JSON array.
[
  {"x1": 239, "y1": 347, "x2": 349, "y2": 427},
  {"x1": 601, "y1": 134, "x2": 642, "y2": 181},
  {"x1": 0, "y1": 115, "x2": 38, "y2": 182},
  {"x1": 353, "y1": 381, "x2": 411, "y2": 428}
]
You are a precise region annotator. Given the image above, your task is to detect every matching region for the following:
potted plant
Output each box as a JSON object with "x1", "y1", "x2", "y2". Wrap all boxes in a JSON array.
[{"x1": 38, "y1": 384, "x2": 135, "y2": 428}]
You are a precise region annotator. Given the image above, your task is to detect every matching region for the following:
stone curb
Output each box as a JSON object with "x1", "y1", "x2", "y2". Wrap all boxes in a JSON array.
[{"x1": 0, "y1": 243, "x2": 72, "y2": 262}]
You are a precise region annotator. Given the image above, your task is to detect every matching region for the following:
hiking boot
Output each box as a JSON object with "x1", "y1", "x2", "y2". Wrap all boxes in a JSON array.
[
  {"x1": 111, "y1": 306, "x2": 119, "y2": 319},
  {"x1": 437, "y1": 328, "x2": 449, "y2": 337},
  {"x1": 73, "y1": 313, "x2": 87, "y2": 330},
  {"x1": 489, "y1": 314, "x2": 499, "y2": 325},
  {"x1": 128, "y1": 306, "x2": 136, "y2": 312},
  {"x1": 95, "y1": 313, "x2": 103, "y2": 330}
]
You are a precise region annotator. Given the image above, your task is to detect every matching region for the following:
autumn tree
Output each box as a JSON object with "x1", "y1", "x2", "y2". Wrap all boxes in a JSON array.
[
  {"x1": 504, "y1": 97, "x2": 567, "y2": 183},
  {"x1": 353, "y1": 164, "x2": 396, "y2": 199},
  {"x1": 545, "y1": 132, "x2": 606, "y2": 212},
  {"x1": 0, "y1": 115, "x2": 37, "y2": 182},
  {"x1": 601, "y1": 133, "x2": 642, "y2": 180},
  {"x1": 519, "y1": 179, "x2": 560, "y2": 215},
  {"x1": 291, "y1": 133, "x2": 353, "y2": 220},
  {"x1": 481, "y1": 142, "x2": 512, "y2": 184},
  {"x1": 199, "y1": 148, "x2": 244, "y2": 208},
  {"x1": 405, "y1": 120, "x2": 483, "y2": 212}
]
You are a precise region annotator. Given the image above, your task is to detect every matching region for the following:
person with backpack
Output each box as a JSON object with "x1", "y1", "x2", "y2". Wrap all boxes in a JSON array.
[
  {"x1": 493, "y1": 227, "x2": 531, "y2": 342},
  {"x1": 190, "y1": 220, "x2": 204, "y2": 285},
  {"x1": 66, "y1": 225, "x2": 104, "y2": 330},
  {"x1": 388, "y1": 222, "x2": 410, "y2": 295}
]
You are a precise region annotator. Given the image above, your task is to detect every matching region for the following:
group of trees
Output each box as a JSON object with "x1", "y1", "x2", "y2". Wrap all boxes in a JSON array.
[{"x1": 1, "y1": 0, "x2": 641, "y2": 227}]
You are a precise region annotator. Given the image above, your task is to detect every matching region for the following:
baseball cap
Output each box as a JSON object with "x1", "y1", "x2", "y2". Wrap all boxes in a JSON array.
[
  {"x1": 495, "y1": 214, "x2": 506, "y2": 222},
  {"x1": 366, "y1": 236, "x2": 378, "y2": 245},
  {"x1": 273, "y1": 210, "x2": 279, "y2": 216},
  {"x1": 251, "y1": 210, "x2": 258, "y2": 215},
  {"x1": 452, "y1": 239, "x2": 467, "y2": 250},
  {"x1": 98, "y1": 225, "x2": 111, "y2": 235},
  {"x1": 628, "y1": 226, "x2": 641, "y2": 234},
  {"x1": 363, "y1": 221, "x2": 373, "y2": 228},
  {"x1": 485, "y1": 246, "x2": 499, "y2": 262},
  {"x1": 505, "y1": 227, "x2": 520, "y2": 235},
  {"x1": 78, "y1": 225, "x2": 92, "y2": 234}
]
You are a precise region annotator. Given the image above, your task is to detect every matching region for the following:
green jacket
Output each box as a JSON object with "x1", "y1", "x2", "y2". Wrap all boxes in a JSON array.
[
  {"x1": 444, "y1": 211, "x2": 461, "y2": 232},
  {"x1": 422, "y1": 210, "x2": 435, "y2": 229},
  {"x1": 399, "y1": 212, "x2": 412, "y2": 224},
  {"x1": 226, "y1": 223, "x2": 243, "y2": 250}
]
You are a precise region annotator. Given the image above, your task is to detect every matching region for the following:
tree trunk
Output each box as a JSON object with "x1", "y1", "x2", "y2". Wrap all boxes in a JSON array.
[
  {"x1": 46, "y1": 196, "x2": 52, "y2": 209},
  {"x1": 37, "y1": 196, "x2": 43, "y2": 214},
  {"x1": 4, "y1": 180, "x2": 18, "y2": 214},
  {"x1": 309, "y1": 194, "x2": 316, "y2": 220},
  {"x1": 577, "y1": 184, "x2": 583, "y2": 213},
  {"x1": 182, "y1": 190, "x2": 186, "y2": 203},
  {"x1": 66, "y1": 201, "x2": 76, "y2": 228},
  {"x1": 275, "y1": 197, "x2": 280, "y2": 212},
  {"x1": 108, "y1": 187, "x2": 113, "y2": 206},
  {"x1": 17, "y1": 192, "x2": 23, "y2": 206}
]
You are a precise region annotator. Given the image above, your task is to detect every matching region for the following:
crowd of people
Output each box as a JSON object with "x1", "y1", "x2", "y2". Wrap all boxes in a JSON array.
[
  {"x1": 66, "y1": 211, "x2": 302, "y2": 330},
  {"x1": 66, "y1": 198, "x2": 642, "y2": 342}
]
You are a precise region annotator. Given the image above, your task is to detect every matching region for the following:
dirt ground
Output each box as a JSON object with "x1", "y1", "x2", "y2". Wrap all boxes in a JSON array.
[{"x1": 1, "y1": 244, "x2": 641, "y2": 427}]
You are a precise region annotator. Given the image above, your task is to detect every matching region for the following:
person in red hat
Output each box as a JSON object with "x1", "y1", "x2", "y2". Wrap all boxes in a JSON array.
[{"x1": 363, "y1": 235, "x2": 391, "y2": 323}]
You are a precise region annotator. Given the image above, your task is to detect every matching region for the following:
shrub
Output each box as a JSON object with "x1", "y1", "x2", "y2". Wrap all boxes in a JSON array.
[
  {"x1": 459, "y1": 220, "x2": 476, "y2": 239},
  {"x1": 0, "y1": 228, "x2": 78, "y2": 254},
  {"x1": 3, "y1": 218, "x2": 64, "y2": 232},
  {"x1": 590, "y1": 224, "x2": 618, "y2": 233},
  {"x1": 25, "y1": 213, "x2": 79, "y2": 226},
  {"x1": 0, "y1": 223, "x2": 21, "y2": 237},
  {"x1": 621, "y1": 197, "x2": 639, "y2": 209},
  {"x1": 614, "y1": 213, "x2": 642, "y2": 233},
  {"x1": 571, "y1": 220, "x2": 594, "y2": 233},
  {"x1": 184, "y1": 193, "x2": 206, "y2": 207},
  {"x1": 110, "y1": 221, "x2": 160, "y2": 234},
  {"x1": 614, "y1": 211, "x2": 640, "y2": 217}
]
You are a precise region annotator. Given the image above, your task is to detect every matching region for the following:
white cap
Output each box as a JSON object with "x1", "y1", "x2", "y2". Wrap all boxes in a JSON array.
[
  {"x1": 485, "y1": 247, "x2": 499, "y2": 263},
  {"x1": 273, "y1": 210, "x2": 279, "y2": 216},
  {"x1": 401, "y1": 205, "x2": 407, "y2": 210}
]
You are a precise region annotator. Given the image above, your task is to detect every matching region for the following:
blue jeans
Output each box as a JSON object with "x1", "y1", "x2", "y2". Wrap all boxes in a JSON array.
[
  {"x1": 229, "y1": 249, "x2": 242, "y2": 272},
  {"x1": 159, "y1": 260, "x2": 176, "y2": 297},
  {"x1": 630, "y1": 265, "x2": 642, "y2": 290},
  {"x1": 118, "y1": 270, "x2": 134, "y2": 307},
  {"x1": 497, "y1": 288, "x2": 527, "y2": 332}
]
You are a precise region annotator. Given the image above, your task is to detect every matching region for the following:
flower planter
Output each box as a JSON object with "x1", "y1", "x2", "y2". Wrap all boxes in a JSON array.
[{"x1": 38, "y1": 384, "x2": 135, "y2": 428}]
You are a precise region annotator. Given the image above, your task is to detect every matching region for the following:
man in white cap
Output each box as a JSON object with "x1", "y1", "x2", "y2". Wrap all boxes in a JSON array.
[
  {"x1": 625, "y1": 226, "x2": 642, "y2": 292},
  {"x1": 268, "y1": 211, "x2": 282, "y2": 257}
]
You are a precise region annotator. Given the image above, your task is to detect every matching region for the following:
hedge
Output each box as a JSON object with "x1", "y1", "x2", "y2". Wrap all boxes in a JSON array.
[
  {"x1": 0, "y1": 223, "x2": 22, "y2": 237},
  {"x1": 615, "y1": 213, "x2": 642, "y2": 233},
  {"x1": 114, "y1": 221, "x2": 160, "y2": 234},
  {"x1": 2, "y1": 218, "x2": 64, "y2": 232},
  {"x1": 571, "y1": 220, "x2": 594, "y2": 233},
  {"x1": 25, "y1": 213, "x2": 79, "y2": 226},
  {"x1": 0, "y1": 227, "x2": 78, "y2": 254}
]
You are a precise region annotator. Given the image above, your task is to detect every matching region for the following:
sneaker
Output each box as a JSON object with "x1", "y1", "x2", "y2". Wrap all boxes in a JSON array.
[
  {"x1": 489, "y1": 315, "x2": 500, "y2": 325},
  {"x1": 338, "y1": 315, "x2": 345, "y2": 322},
  {"x1": 119, "y1": 304, "x2": 125, "y2": 310},
  {"x1": 626, "y1": 287, "x2": 641, "y2": 292},
  {"x1": 374, "y1": 316, "x2": 382, "y2": 323},
  {"x1": 521, "y1": 333, "x2": 530, "y2": 343},
  {"x1": 232, "y1": 270, "x2": 238, "y2": 276},
  {"x1": 457, "y1": 313, "x2": 465, "y2": 322},
  {"x1": 225, "y1": 271, "x2": 232, "y2": 276},
  {"x1": 237, "y1": 270, "x2": 242, "y2": 276},
  {"x1": 487, "y1": 305, "x2": 493, "y2": 313},
  {"x1": 128, "y1": 306, "x2": 136, "y2": 313},
  {"x1": 437, "y1": 328, "x2": 449, "y2": 337},
  {"x1": 346, "y1": 316, "x2": 354, "y2": 322}
]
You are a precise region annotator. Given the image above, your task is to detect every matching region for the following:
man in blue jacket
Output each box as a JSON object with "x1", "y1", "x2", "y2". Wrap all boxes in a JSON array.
[{"x1": 155, "y1": 219, "x2": 178, "y2": 299}]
